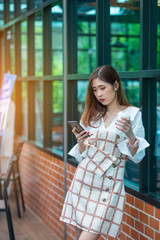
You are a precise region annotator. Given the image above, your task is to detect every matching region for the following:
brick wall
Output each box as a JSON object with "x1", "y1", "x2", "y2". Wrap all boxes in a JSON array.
[{"x1": 19, "y1": 142, "x2": 160, "y2": 240}]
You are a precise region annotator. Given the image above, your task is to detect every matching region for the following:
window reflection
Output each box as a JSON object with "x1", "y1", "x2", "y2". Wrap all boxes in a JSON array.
[
  {"x1": 22, "y1": 82, "x2": 28, "y2": 139},
  {"x1": 77, "y1": 1, "x2": 96, "y2": 74},
  {"x1": 35, "y1": 82, "x2": 43, "y2": 145},
  {"x1": 121, "y1": 79, "x2": 139, "y2": 107},
  {"x1": 52, "y1": 81, "x2": 63, "y2": 156},
  {"x1": 155, "y1": 79, "x2": 160, "y2": 194},
  {"x1": 51, "y1": 4, "x2": 63, "y2": 75},
  {"x1": 77, "y1": 81, "x2": 88, "y2": 119},
  {"x1": 21, "y1": 20, "x2": 27, "y2": 77},
  {"x1": 158, "y1": 1, "x2": 160, "y2": 68},
  {"x1": 0, "y1": 0, "x2": 4, "y2": 26},
  {"x1": 9, "y1": 0, "x2": 14, "y2": 20},
  {"x1": 35, "y1": 0, "x2": 42, "y2": 8},
  {"x1": 20, "y1": 0, "x2": 27, "y2": 13},
  {"x1": 34, "y1": 12, "x2": 43, "y2": 76},
  {"x1": 122, "y1": 80, "x2": 140, "y2": 189},
  {"x1": 110, "y1": 0, "x2": 140, "y2": 71}
]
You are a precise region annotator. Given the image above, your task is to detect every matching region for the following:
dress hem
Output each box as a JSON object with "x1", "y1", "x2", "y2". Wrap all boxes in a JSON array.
[{"x1": 59, "y1": 217, "x2": 120, "y2": 238}]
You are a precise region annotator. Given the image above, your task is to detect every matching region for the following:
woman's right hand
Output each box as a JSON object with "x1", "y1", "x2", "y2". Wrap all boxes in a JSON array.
[{"x1": 72, "y1": 127, "x2": 89, "y2": 153}]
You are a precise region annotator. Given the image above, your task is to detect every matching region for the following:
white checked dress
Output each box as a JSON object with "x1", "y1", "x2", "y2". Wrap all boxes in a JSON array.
[{"x1": 60, "y1": 106, "x2": 149, "y2": 238}]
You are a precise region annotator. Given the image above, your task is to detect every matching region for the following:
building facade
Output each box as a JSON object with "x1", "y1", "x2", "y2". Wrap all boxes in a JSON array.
[{"x1": 0, "y1": 0, "x2": 160, "y2": 239}]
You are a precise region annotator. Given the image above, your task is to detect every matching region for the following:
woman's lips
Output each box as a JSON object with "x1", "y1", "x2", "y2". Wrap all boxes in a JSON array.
[{"x1": 99, "y1": 99, "x2": 105, "y2": 102}]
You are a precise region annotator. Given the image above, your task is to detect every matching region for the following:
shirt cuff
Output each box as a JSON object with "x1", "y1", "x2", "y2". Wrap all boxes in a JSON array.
[
  {"x1": 117, "y1": 136, "x2": 150, "y2": 163},
  {"x1": 68, "y1": 143, "x2": 88, "y2": 162}
]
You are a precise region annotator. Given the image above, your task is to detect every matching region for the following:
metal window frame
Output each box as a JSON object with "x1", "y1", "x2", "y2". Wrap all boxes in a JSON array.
[
  {"x1": 43, "y1": 4, "x2": 52, "y2": 148},
  {"x1": 0, "y1": 0, "x2": 160, "y2": 212},
  {"x1": 27, "y1": 14, "x2": 35, "y2": 140}
]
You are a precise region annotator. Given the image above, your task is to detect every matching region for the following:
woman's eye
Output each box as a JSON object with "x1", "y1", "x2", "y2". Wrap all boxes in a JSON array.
[
  {"x1": 93, "y1": 89, "x2": 97, "y2": 92},
  {"x1": 101, "y1": 88, "x2": 105, "y2": 90}
]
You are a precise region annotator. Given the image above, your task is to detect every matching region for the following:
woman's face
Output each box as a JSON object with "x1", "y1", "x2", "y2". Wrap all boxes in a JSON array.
[{"x1": 92, "y1": 78, "x2": 117, "y2": 106}]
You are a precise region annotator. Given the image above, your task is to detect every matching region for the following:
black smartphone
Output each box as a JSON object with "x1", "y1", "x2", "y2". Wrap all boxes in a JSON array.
[{"x1": 68, "y1": 121, "x2": 85, "y2": 134}]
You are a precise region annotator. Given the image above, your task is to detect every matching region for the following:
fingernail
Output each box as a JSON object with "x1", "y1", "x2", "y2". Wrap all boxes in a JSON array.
[{"x1": 87, "y1": 132, "x2": 89, "y2": 134}]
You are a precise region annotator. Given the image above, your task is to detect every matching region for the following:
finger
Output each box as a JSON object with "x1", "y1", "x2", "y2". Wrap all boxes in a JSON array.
[
  {"x1": 76, "y1": 130, "x2": 89, "y2": 140},
  {"x1": 120, "y1": 117, "x2": 131, "y2": 124},
  {"x1": 77, "y1": 132, "x2": 89, "y2": 140},
  {"x1": 72, "y1": 127, "x2": 78, "y2": 137},
  {"x1": 117, "y1": 117, "x2": 130, "y2": 122}
]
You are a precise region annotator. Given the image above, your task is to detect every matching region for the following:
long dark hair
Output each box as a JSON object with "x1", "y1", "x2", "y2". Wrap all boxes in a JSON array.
[{"x1": 81, "y1": 65, "x2": 130, "y2": 127}]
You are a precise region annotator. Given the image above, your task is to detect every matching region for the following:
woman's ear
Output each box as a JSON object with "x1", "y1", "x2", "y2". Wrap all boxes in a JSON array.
[{"x1": 114, "y1": 80, "x2": 119, "y2": 90}]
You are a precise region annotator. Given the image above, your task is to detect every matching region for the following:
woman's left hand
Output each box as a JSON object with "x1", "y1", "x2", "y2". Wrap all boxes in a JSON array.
[{"x1": 115, "y1": 117, "x2": 135, "y2": 143}]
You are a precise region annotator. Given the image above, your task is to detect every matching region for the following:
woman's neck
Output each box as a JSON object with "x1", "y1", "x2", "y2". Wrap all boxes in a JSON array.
[{"x1": 106, "y1": 101, "x2": 122, "y2": 115}]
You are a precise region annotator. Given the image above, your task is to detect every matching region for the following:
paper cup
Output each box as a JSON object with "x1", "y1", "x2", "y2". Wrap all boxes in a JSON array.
[{"x1": 117, "y1": 112, "x2": 131, "y2": 120}]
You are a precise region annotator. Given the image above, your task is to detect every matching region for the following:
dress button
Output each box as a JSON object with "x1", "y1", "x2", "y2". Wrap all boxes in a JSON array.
[
  {"x1": 102, "y1": 198, "x2": 106, "y2": 202},
  {"x1": 105, "y1": 187, "x2": 109, "y2": 191},
  {"x1": 112, "y1": 163, "x2": 116, "y2": 168},
  {"x1": 108, "y1": 176, "x2": 113, "y2": 180}
]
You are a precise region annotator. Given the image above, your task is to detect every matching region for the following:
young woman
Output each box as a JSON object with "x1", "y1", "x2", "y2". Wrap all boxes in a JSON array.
[{"x1": 60, "y1": 65, "x2": 149, "y2": 240}]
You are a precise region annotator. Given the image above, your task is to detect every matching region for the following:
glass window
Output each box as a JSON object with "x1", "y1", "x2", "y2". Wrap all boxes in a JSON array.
[
  {"x1": 110, "y1": 0, "x2": 140, "y2": 71},
  {"x1": 21, "y1": 20, "x2": 27, "y2": 77},
  {"x1": 34, "y1": 12, "x2": 43, "y2": 76},
  {"x1": 77, "y1": 0, "x2": 96, "y2": 74},
  {"x1": 20, "y1": 0, "x2": 27, "y2": 13},
  {"x1": 122, "y1": 79, "x2": 140, "y2": 190},
  {"x1": 22, "y1": 82, "x2": 28, "y2": 139},
  {"x1": 35, "y1": 0, "x2": 42, "y2": 8},
  {"x1": 155, "y1": 79, "x2": 160, "y2": 196},
  {"x1": 0, "y1": 0, "x2": 4, "y2": 26},
  {"x1": 9, "y1": 0, "x2": 14, "y2": 20},
  {"x1": 158, "y1": 0, "x2": 160, "y2": 68},
  {"x1": 77, "y1": 81, "x2": 88, "y2": 120},
  {"x1": 35, "y1": 81, "x2": 43, "y2": 146},
  {"x1": 52, "y1": 81, "x2": 63, "y2": 156},
  {"x1": 68, "y1": 80, "x2": 88, "y2": 156},
  {"x1": 121, "y1": 79, "x2": 139, "y2": 107},
  {"x1": 51, "y1": 4, "x2": 63, "y2": 75}
]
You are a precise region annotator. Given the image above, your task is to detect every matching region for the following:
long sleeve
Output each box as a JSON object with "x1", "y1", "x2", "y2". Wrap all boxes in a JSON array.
[{"x1": 117, "y1": 110, "x2": 150, "y2": 163}]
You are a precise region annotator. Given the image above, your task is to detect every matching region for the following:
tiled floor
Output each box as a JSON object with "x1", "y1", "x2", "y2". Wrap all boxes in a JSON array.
[{"x1": 0, "y1": 193, "x2": 58, "y2": 240}]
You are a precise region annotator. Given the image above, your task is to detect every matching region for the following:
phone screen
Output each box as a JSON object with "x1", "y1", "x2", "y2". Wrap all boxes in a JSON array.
[{"x1": 68, "y1": 121, "x2": 84, "y2": 133}]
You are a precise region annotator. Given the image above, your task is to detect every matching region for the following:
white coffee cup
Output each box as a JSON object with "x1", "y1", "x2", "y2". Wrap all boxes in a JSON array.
[{"x1": 117, "y1": 112, "x2": 131, "y2": 121}]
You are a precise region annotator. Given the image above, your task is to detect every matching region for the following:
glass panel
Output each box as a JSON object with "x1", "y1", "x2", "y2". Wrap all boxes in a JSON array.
[
  {"x1": 51, "y1": 4, "x2": 63, "y2": 75},
  {"x1": 0, "y1": 0, "x2": 4, "y2": 26},
  {"x1": 77, "y1": 0, "x2": 96, "y2": 74},
  {"x1": 22, "y1": 82, "x2": 28, "y2": 139},
  {"x1": 34, "y1": 12, "x2": 43, "y2": 76},
  {"x1": 122, "y1": 79, "x2": 140, "y2": 190},
  {"x1": 122, "y1": 79, "x2": 139, "y2": 107},
  {"x1": 21, "y1": 20, "x2": 27, "y2": 77},
  {"x1": 52, "y1": 81, "x2": 63, "y2": 156},
  {"x1": 110, "y1": 0, "x2": 140, "y2": 71},
  {"x1": 77, "y1": 81, "x2": 88, "y2": 120},
  {"x1": 20, "y1": 0, "x2": 27, "y2": 13},
  {"x1": 35, "y1": 82, "x2": 43, "y2": 146},
  {"x1": 155, "y1": 79, "x2": 160, "y2": 195},
  {"x1": 158, "y1": 0, "x2": 160, "y2": 68},
  {"x1": 35, "y1": 0, "x2": 42, "y2": 8},
  {"x1": 9, "y1": 0, "x2": 14, "y2": 20}
]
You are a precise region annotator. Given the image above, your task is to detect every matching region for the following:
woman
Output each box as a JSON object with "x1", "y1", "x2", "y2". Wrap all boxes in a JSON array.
[{"x1": 60, "y1": 65, "x2": 149, "y2": 240}]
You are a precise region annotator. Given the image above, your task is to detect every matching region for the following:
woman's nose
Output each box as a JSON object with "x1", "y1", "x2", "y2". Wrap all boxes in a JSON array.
[{"x1": 97, "y1": 90, "x2": 102, "y2": 96}]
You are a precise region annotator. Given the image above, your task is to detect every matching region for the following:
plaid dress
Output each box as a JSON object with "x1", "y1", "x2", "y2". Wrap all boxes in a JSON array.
[{"x1": 60, "y1": 130, "x2": 129, "y2": 238}]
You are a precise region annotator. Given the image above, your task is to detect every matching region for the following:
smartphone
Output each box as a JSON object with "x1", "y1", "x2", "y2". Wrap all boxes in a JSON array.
[{"x1": 68, "y1": 121, "x2": 85, "y2": 134}]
